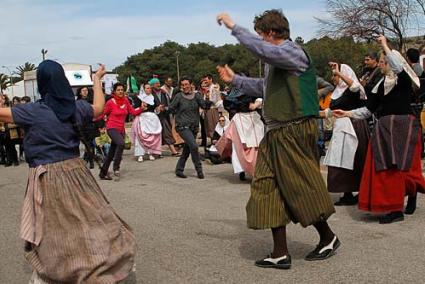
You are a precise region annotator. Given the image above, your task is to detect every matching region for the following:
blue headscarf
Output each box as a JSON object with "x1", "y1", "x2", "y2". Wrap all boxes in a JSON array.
[{"x1": 37, "y1": 60, "x2": 76, "y2": 122}]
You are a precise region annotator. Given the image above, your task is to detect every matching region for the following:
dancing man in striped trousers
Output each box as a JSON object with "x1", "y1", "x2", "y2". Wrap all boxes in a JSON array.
[{"x1": 217, "y1": 9, "x2": 340, "y2": 269}]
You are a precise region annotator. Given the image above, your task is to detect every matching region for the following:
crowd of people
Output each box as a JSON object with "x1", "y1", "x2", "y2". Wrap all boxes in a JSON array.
[{"x1": 0, "y1": 7, "x2": 425, "y2": 283}]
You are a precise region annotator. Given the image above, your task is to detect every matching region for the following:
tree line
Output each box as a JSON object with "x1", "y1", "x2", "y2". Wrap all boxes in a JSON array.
[{"x1": 113, "y1": 36, "x2": 380, "y2": 87}]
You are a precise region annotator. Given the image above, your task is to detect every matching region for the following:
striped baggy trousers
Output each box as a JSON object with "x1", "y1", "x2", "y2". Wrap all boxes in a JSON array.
[{"x1": 246, "y1": 118, "x2": 335, "y2": 229}]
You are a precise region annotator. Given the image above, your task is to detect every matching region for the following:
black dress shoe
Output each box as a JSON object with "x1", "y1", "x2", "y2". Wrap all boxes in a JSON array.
[
  {"x1": 176, "y1": 172, "x2": 187, "y2": 178},
  {"x1": 255, "y1": 254, "x2": 291, "y2": 269},
  {"x1": 197, "y1": 172, "x2": 205, "y2": 179},
  {"x1": 379, "y1": 211, "x2": 404, "y2": 224},
  {"x1": 405, "y1": 196, "x2": 417, "y2": 215},
  {"x1": 305, "y1": 235, "x2": 341, "y2": 261},
  {"x1": 4, "y1": 163, "x2": 12, "y2": 167}
]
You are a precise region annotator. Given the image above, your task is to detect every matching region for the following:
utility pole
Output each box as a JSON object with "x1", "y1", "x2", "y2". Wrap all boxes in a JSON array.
[
  {"x1": 41, "y1": 49, "x2": 48, "y2": 61},
  {"x1": 1, "y1": 65, "x2": 14, "y2": 97},
  {"x1": 175, "y1": 51, "x2": 180, "y2": 82}
]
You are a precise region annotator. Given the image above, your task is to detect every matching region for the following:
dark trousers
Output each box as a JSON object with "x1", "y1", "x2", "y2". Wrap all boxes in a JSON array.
[
  {"x1": 101, "y1": 129, "x2": 124, "y2": 173},
  {"x1": 199, "y1": 117, "x2": 207, "y2": 147},
  {"x1": 0, "y1": 133, "x2": 6, "y2": 164},
  {"x1": 176, "y1": 127, "x2": 202, "y2": 174},
  {"x1": 5, "y1": 138, "x2": 18, "y2": 164}
]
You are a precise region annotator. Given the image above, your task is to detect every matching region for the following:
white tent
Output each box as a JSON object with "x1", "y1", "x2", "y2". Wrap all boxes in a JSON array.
[{"x1": 3, "y1": 80, "x2": 26, "y2": 98}]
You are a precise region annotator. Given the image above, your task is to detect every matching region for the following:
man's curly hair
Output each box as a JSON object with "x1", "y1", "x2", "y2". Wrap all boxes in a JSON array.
[{"x1": 254, "y1": 9, "x2": 290, "y2": 40}]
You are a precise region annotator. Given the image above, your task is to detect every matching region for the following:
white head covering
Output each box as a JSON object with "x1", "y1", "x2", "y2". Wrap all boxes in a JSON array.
[
  {"x1": 138, "y1": 86, "x2": 155, "y2": 105},
  {"x1": 372, "y1": 50, "x2": 420, "y2": 95},
  {"x1": 214, "y1": 116, "x2": 230, "y2": 136},
  {"x1": 331, "y1": 64, "x2": 366, "y2": 100}
]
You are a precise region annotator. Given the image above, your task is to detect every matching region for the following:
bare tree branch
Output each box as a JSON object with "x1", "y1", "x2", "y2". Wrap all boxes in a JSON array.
[{"x1": 317, "y1": 0, "x2": 424, "y2": 51}]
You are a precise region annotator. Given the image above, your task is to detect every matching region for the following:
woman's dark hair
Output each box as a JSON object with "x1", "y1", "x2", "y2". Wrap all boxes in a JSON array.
[
  {"x1": 12, "y1": 96, "x2": 21, "y2": 104},
  {"x1": 254, "y1": 9, "x2": 290, "y2": 40},
  {"x1": 179, "y1": 76, "x2": 193, "y2": 85},
  {"x1": 76, "y1": 86, "x2": 93, "y2": 103},
  {"x1": 113, "y1": 82, "x2": 125, "y2": 92},
  {"x1": 21, "y1": 96, "x2": 31, "y2": 103}
]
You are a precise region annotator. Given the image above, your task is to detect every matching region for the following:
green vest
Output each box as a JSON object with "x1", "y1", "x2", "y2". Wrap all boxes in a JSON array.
[{"x1": 263, "y1": 55, "x2": 318, "y2": 122}]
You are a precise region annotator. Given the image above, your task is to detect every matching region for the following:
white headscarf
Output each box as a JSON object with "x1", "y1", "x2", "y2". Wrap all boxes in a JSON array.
[
  {"x1": 331, "y1": 64, "x2": 366, "y2": 100},
  {"x1": 214, "y1": 116, "x2": 230, "y2": 136},
  {"x1": 372, "y1": 50, "x2": 420, "y2": 95},
  {"x1": 138, "y1": 87, "x2": 155, "y2": 105}
]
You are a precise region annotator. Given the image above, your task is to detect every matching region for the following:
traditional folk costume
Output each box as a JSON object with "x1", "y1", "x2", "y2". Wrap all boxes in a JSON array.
[
  {"x1": 11, "y1": 61, "x2": 136, "y2": 283},
  {"x1": 131, "y1": 91, "x2": 162, "y2": 161},
  {"x1": 323, "y1": 65, "x2": 370, "y2": 204},
  {"x1": 150, "y1": 79, "x2": 175, "y2": 147},
  {"x1": 162, "y1": 84, "x2": 184, "y2": 145},
  {"x1": 216, "y1": 98, "x2": 264, "y2": 177},
  {"x1": 230, "y1": 25, "x2": 335, "y2": 231},
  {"x1": 200, "y1": 85, "x2": 222, "y2": 144},
  {"x1": 206, "y1": 117, "x2": 229, "y2": 165},
  {"x1": 349, "y1": 50, "x2": 425, "y2": 223}
]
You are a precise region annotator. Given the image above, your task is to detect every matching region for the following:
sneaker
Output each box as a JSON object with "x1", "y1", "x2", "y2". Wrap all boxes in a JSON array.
[
  {"x1": 255, "y1": 254, "x2": 291, "y2": 269},
  {"x1": 137, "y1": 156, "x2": 144, "y2": 162},
  {"x1": 149, "y1": 155, "x2": 155, "y2": 161},
  {"x1": 379, "y1": 211, "x2": 404, "y2": 224},
  {"x1": 305, "y1": 235, "x2": 341, "y2": 261}
]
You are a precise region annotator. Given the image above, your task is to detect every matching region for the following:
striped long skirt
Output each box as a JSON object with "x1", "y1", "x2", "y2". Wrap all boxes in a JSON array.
[
  {"x1": 246, "y1": 119, "x2": 335, "y2": 229},
  {"x1": 23, "y1": 158, "x2": 136, "y2": 283}
]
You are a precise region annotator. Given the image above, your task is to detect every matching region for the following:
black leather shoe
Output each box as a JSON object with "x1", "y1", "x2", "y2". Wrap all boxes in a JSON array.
[
  {"x1": 305, "y1": 235, "x2": 341, "y2": 261},
  {"x1": 255, "y1": 254, "x2": 291, "y2": 269},
  {"x1": 379, "y1": 211, "x2": 404, "y2": 224},
  {"x1": 176, "y1": 172, "x2": 187, "y2": 178},
  {"x1": 197, "y1": 172, "x2": 205, "y2": 179}
]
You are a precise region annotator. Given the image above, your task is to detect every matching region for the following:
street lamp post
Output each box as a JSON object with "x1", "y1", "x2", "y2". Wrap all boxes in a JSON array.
[
  {"x1": 41, "y1": 49, "x2": 48, "y2": 61},
  {"x1": 175, "y1": 51, "x2": 180, "y2": 82},
  {"x1": 1, "y1": 65, "x2": 14, "y2": 97}
]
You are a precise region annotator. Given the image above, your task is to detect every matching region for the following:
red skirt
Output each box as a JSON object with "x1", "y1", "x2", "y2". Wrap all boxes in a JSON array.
[{"x1": 359, "y1": 132, "x2": 425, "y2": 213}]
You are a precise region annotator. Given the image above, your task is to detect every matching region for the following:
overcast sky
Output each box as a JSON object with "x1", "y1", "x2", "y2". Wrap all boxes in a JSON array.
[{"x1": 0, "y1": 0, "x2": 329, "y2": 72}]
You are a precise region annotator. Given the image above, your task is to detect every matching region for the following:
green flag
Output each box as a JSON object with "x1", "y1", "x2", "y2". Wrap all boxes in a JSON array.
[{"x1": 126, "y1": 76, "x2": 139, "y2": 93}]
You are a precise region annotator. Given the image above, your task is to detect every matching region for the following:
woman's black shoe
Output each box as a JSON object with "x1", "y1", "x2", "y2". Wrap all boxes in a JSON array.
[
  {"x1": 405, "y1": 196, "x2": 417, "y2": 215},
  {"x1": 334, "y1": 194, "x2": 358, "y2": 206},
  {"x1": 239, "y1": 172, "x2": 246, "y2": 181},
  {"x1": 379, "y1": 211, "x2": 404, "y2": 224},
  {"x1": 255, "y1": 254, "x2": 291, "y2": 269}
]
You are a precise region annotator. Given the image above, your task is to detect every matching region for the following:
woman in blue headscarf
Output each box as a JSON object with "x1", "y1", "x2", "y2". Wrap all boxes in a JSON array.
[{"x1": 0, "y1": 60, "x2": 136, "y2": 283}]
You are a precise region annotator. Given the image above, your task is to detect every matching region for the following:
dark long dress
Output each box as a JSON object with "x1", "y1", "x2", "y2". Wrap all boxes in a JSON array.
[{"x1": 327, "y1": 89, "x2": 370, "y2": 193}]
